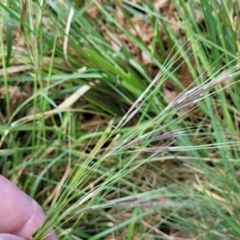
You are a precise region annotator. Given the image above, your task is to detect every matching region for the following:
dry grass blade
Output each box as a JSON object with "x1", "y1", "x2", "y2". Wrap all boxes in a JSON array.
[
  {"x1": 193, "y1": 183, "x2": 226, "y2": 203},
  {"x1": 64, "y1": 7, "x2": 74, "y2": 69},
  {"x1": 20, "y1": 0, "x2": 28, "y2": 34},
  {"x1": 0, "y1": 65, "x2": 32, "y2": 76}
]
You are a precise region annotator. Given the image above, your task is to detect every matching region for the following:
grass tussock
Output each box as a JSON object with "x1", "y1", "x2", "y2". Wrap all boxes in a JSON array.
[{"x1": 1, "y1": 0, "x2": 240, "y2": 239}]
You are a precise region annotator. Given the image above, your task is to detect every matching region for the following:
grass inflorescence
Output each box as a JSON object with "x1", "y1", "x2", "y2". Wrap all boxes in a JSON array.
[{"x1": 1, "y1": 0, "x2": 240, "y2": 239}]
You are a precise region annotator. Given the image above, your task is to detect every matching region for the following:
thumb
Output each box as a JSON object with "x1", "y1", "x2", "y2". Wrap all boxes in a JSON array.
[
  {"x1": 0, "y1": 234, "x2": 25, "y2": 240},
  {"x1": 0, "y1": 175, "x2": 58, "y2": 240}
]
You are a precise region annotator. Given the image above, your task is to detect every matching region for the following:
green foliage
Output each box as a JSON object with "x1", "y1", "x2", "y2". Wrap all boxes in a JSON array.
[{"x1": 1, "y1": 0, "x2": 240, "y2": 239}]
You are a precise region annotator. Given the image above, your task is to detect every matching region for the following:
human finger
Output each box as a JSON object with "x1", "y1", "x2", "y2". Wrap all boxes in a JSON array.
[
  {"x1": 0, "y1": 233, "x2": 25, "y2": 240},
  {"x1": 0, "y1": 175, "x2": 58, "y2": 240}
]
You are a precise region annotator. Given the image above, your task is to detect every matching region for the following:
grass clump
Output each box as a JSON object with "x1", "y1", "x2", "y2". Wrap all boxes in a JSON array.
[{"x1": 1, "y1": 0, "x2": 240, "y2": 239}]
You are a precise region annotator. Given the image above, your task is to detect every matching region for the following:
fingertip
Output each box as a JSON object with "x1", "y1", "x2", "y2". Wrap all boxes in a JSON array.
[
  {"x1": 0, "y1": 233, "x2": 25, "y2": 240},
  {"x1": 45, "y1": 232, "x2": 58, "y2": 240},
  {"x1": 0, "y1": 175, "x2": 58, "y2": 240},
  {"x1": 14, "y1": 198, "x2": 46, "y2": 238}
]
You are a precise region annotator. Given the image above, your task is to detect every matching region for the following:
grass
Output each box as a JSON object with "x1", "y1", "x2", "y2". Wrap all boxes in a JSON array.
[{"x1": 1, "y1": 0, "x2": 240, "y2": 239}]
